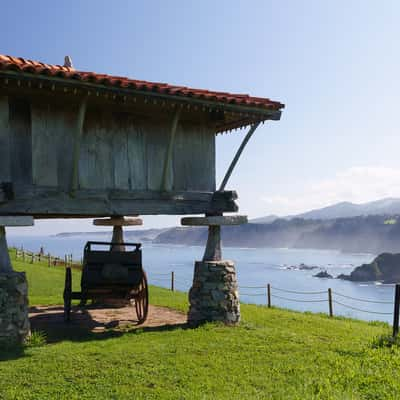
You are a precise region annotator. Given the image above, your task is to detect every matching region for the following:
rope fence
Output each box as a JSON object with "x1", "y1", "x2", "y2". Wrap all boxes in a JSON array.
[
  {"x1": 10, "y1": 245, "x2": 400, "y2": 337},
  {"x1": 239, "y1": 282, "x2": 400, "y2": 337}
]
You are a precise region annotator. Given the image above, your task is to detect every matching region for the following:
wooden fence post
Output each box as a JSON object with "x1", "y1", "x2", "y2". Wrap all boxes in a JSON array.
[
  {"x1": 392, "y1": 284, "x2": 400, "y2": 338},
  {"x1": 30, "y1": 254, "x2": 34, "y2": 264},
  {"x1": 267, "y1": 284, "x2": 271, "y2": 308},
  {"x1": 171, "y1": 271, "x2": 175, "y2": 291},
  {"x1": 22, "y1": 251, "x2": 25, "y2": 261},
  {"x1": 328, "y1": 288, "x2": 333, "y2": 317}
]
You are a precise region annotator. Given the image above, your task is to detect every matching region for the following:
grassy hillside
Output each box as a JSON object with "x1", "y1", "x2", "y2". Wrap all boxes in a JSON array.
[{"x1": 1, "y1": 249, "x2": 400, "y2": 399}]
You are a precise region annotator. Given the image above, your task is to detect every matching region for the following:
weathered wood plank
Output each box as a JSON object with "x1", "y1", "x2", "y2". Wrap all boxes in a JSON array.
[
  {"x1": 79, "y1": 111, "x2": 113, "y2": 189},
  {"x1": 71, "y1": 98, "x2": 87, "y2": 192},
  {"x1": 112, "y1": 113, "x2": 130, "y2": 190},
  {"x1": 0, "y1": 216, "x2": 34, "y2": 226},
  {"x1": 0, "y1": 96, "x2": 11, "y2": 183},
  {"x1": 173, "y1": 122, "x2": 216, "y2": 191},
  {"x1": 146, "y1": 122, "x2": 169, "y2": 191},
  {"x1": 127, "y1": 120, "x2": 147, "y2": 190},
  {"x1": 31, "y1": 103, "x2": 58, "y2": 186},
  {"x1": 0, "y1": 187, "x2": 238, "y2": 216},
  {"x1": 161, "y1": 109, "x2": 181, "y2": 191},
  {"x1": 8, "y1": 98, "x2": 32, "y2": 185}
]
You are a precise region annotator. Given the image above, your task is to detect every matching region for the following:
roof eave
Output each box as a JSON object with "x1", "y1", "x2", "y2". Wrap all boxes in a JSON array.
[{"x1": 0, "y1": 70, "x2": 282, "y2": 121}]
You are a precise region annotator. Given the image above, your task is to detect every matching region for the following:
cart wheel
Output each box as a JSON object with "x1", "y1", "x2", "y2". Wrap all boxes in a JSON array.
[
  {"x1": 134, "y1": 272, "x2": 149, "y2": 324},
  {"x1": 63, "y1": 267, "x2": 72, "y2": 322}
]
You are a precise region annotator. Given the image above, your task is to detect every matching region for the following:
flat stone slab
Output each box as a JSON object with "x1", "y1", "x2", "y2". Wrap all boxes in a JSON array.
[
  {"x1": 0, "y1": 216, "x2": 34, "y2": 227},
  {"x1": 93, "y1": 217, "x2": 143, "y2": 226},
  {"x1": 181, "y1": 215, "x2": 247, "y2": 226}
]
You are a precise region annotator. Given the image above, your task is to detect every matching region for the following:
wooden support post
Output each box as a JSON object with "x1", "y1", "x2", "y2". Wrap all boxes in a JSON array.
[
  {"x1": 328, "y1": 288, "x2": 333, "y2": 317},
  {"x1": 161, "y1": 109, "x2": 181, "y2": 191},
  {"x1": 267, "y1": 284, "x2": 271, "y2": 308},
  {"x1": 48, "y1": 253, "x2": 51, "y2": 267},
  {"x1": 70, "y1": 97, "x2": 88, "y2": 194},
  {"x1": 171, "y1": 271, "x2": 175, "y2": 292},
  {"x1": 203, "y1": 225, "x2": 222, "y2": 262},
  {"x1": 219, "y1": 122, "x2": 260, "y2": 191},
  {"x1": 393, "y1": 284, "x2": 400, "y2": 338}
]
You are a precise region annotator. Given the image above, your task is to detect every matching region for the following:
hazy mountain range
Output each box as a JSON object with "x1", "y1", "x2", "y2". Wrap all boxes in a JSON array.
[
  {"x1": 55, "y1": 198, "x2": 400, "y2": 253},
  {"x1": 251, "y1": 198, "x2": 400, "y2": 223}
]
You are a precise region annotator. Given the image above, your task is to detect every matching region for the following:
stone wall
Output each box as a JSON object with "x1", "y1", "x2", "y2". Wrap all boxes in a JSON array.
[
  {"x1": 188, "y1": 260, "x2": 240, "y2": 325},
  {"x1": 0, "y1": 272, "x2": 30, "y2": 346}
]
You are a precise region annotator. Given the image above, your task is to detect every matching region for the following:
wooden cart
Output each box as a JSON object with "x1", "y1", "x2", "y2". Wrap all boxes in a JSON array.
[{"x1": 63, "y1": 241, "x2": 148, "y2": 324}]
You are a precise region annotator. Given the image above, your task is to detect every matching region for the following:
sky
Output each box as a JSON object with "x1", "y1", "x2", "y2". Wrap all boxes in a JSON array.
[{"x1": 1, "y1": 0, "x2": 400, "y2": 235}]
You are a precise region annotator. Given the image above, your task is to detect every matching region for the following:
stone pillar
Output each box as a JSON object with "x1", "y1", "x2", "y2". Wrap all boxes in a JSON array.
[
  {"x1": 0, "y1": 272, "x2": 30, "y2": 346},
  {"x1": 93, "y1": 216, "x2": 143, "y2": 252},
  {"x1": 0, "y1": 216, "x2": 34, "y2": 346},
  {"x1": 188, "y1": 260, "x2": 240, "y2": 325},
  {"x1": 181, "y1": 215, "x2": 247, "y2": 326}
]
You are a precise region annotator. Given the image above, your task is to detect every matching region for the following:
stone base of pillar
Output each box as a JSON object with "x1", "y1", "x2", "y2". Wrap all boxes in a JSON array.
[
  {"x1": 0, "y1": 272, "x2": 30, "y2": 346},
  {"x1": 188, "y1": 261, "x2": 240, "y2": 326}
]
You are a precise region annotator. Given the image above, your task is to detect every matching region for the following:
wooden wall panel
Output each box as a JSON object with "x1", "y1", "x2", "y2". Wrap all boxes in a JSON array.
[
  {"x1": 126, "y1": 119, "x2": 147, "y2": 190},
  {"x1": 146, "y1": 122, "x2": 169, "y2": 191},
  {"x1": 173, "y1": 123, "x2": 215, "y2": 191},
  {"x1": 31, "y1": 103, "x2": 58, "y2": 186},
  {"x1": 0, "y1": 97, "x2": 11, "y2": 183},
  {"x1": 79, "y1": 112, "x2": 114, "y2": 190},
  {"x1": 8, "y1": 98, "x2": 32, "y2": 185}
]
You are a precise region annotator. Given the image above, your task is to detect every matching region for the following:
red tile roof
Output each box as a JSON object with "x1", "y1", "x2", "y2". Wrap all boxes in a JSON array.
[{"x1": 0, "y1": 54, "x2": 284, "y2": 114}]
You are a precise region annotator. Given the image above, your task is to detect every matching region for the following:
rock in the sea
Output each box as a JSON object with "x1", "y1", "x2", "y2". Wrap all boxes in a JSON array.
[
  {"x1": 337, "y1": 253, "x2": 400, "y2": 283},
  {"x1": 313, "y1": 270, "x2": 333, "y2": 279},
  {"x1": 299, "y1": 263, "x2": 318, "y2": 271}
]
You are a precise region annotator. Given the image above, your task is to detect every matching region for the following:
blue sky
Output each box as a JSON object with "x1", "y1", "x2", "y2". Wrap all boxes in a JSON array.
[{"x1": 2, "y1": 1, "x2": 400, "y2": 234}]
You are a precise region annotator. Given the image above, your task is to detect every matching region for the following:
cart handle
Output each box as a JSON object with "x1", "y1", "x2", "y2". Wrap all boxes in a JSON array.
[{"x1": 84, "y1": 241, "x2": 141, "y2": 252}]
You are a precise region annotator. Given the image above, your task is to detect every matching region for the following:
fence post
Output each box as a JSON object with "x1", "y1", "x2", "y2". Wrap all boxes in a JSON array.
[
  {"x1": 30, "y1": 254, "x2": 34, "y2": 264},
  {"x1": 267, "y1": 284, "x2": 271, "y2": 308},
  {"x1": 328, "y1": 288, "x2": 333, "y2": 317},
  {"x1": 392, "y1": 284, "x2": 400, "y2": 338},
  {"x1": 171, "y1": 271, "x2": 175, "y2": 291},
  {"x1": 64, "y1": 254, "x2": 68, "y2": 267},
  {"x1": 22, "y1": 250, "x2": 25, "y2": 261}
]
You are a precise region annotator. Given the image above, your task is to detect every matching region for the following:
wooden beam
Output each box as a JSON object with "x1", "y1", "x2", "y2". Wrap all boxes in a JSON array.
[
  {"x1": 0, "y1": 188, "x2": 238, "y2": 217},
  {"x1": 160, "y1": 109, "x2": 181, "y2": 191},
  {"x1": 70, "y1": 97, "x2": 87, "y2": 193},
  {"x1": 218, "y1": 122, "x2": 260, "y2": 191},
  {"x1": 0, "y1": 216, "x2": 34, "y2": 226}
]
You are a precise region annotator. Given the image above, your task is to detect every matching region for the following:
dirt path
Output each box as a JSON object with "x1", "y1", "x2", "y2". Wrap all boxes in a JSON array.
[{"x1": 29, "y1": 304, "x2": 187, "y2": 342}]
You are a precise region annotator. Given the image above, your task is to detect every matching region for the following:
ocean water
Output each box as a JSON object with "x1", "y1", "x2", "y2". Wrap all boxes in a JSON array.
[{"x1": 7, "y1": 234, "x2": 395, "y2": 323}]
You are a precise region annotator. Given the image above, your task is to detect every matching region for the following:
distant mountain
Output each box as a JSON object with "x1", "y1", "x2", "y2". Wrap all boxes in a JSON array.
[
  {"x1": 251, "y1": 215, "x2": 279, "y2": 224},
  {"x1": 252, "y1": 198, "x2": 400, "y2": 223},
  {"x1": 154, "y1": 215, "x2": 400, "y2": 254}
]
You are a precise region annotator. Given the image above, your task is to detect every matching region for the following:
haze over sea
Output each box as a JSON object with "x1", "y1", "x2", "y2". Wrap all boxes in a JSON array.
[{"x1": 8, "y1": 234, "x2": 394, "y2": 323}]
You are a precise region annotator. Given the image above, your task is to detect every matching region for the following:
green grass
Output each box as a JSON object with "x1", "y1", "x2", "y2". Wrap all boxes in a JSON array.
[{"x1": 1, "y1": 249, "x2": 400, "y2": 399}]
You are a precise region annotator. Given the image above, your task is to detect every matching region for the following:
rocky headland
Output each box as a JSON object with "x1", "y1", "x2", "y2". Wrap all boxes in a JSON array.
[{"x1": 337, "y1": 253, "x2": 400, "y2": 284}]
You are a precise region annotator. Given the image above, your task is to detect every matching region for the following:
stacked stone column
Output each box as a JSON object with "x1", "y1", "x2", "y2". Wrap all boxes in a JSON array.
[
  {"x1": 181, "y1": 215, "x2": 247, "y2": 326},
  {"x1": 0, "y1": 217, "x2": 33, "y2": 346}
]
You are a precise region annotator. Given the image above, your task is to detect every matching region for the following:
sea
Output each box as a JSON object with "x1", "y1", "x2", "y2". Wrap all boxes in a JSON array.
[{"x1": 7, "y1": 234, "x2": 395, "y2": 323}]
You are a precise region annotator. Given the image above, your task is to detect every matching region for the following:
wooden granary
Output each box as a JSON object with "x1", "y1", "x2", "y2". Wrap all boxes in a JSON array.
[{"x1": 0, "y1": 54, "x2": 284, "y2": 341}]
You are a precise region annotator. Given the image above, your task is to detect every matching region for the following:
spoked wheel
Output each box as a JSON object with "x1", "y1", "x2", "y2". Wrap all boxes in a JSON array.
[
  {"x1": 63, "y1": 267, "x2": 72, "y2": 322},
  {"x1": 132, "y1": 272, "x2": 149, "y2": 324}
]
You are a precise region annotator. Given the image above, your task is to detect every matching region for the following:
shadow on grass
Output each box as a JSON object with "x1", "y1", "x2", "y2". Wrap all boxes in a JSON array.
[
  {"x1": 0, "y1": 345, "x2": 27, "y2": 361},
  {"x1": 29, "y1": 305, "x2": 189, "y2": 345}
]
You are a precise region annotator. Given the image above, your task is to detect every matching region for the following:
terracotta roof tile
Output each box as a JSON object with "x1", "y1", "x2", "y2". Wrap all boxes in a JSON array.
[{"x1": 0, "y1": 54, "x2": 284, "y2": 113}]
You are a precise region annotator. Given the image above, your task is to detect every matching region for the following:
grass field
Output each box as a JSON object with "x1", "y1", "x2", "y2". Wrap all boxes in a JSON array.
[{"x1": 1, "y1": 249, "x2": 400, "y2": 399}]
